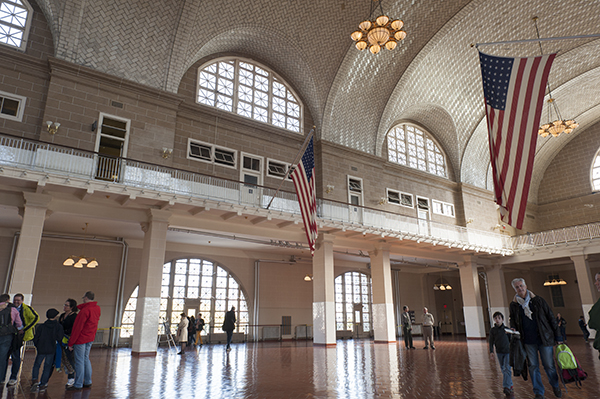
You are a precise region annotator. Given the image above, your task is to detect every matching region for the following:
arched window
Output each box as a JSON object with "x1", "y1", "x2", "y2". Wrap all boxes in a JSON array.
[
  {"x1": 120, "y1": 258, "x2": 249, "y2": 338},
  {"x1": 387, "y1": 124, "x2": 447, "y2": 178},
  {"x1": 335, "y1": 271, "x2": 372, "y2": 334},
  {"x1": 0, "y1": 0, "x2": 33, "y2": 51},
  {"x1": 592, "y1": 149, "x2": 600, "y2": 191},
  {"x1": 197, "y1": 58, "x2": 302, "y2": 133}
]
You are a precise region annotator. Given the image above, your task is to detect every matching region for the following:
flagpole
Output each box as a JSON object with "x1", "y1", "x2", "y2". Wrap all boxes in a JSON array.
[
  {"x1": 472, "y1": 33, "x2": 600, "y2": 48},
  {"x1": 265, "y1": 126, "x2": 315, "y2": 210}
]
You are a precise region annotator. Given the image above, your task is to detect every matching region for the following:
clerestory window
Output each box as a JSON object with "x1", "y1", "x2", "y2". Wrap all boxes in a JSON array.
[
  {"x1": 0, "y1": 0, "x2": 33, "y2": 51},
  {"x1": 387, "y1": 124, "x2": 447, "y2": 178},
  {"x1": 196, "y1": 58, "x2": 302, "y2": 133},
  {"x1": 591, "y1": 148, "x2": 600, "y2": 191}
]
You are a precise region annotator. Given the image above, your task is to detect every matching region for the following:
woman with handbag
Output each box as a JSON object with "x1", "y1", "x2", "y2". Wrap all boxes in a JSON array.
[{"x1": 59, "y1": 299, "x2": 78, "y2": 388}]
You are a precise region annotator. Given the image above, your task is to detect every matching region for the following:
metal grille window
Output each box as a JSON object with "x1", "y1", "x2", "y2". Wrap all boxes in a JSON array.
[
  {"x1": 197, "y1": 58, "x2": 302, "y2": 133},
  {"x1": 0, "y1": 0, "x2": 32, "y2": 51},
  {"x1": 187, "y1": 139, "x2": 237, "y2": 168},
  {"x1": 387, "y1": 124, "x2": 447, "y2": 178},
  {"x1": 267, "y1": 159, "x2": 290, "y2": 179},
  {"x1": 335, "y1": 271, "x2": 373, "y2": 333},
  {"x1": 120, "y1": 258, "x2": 249, "y2": 338}
]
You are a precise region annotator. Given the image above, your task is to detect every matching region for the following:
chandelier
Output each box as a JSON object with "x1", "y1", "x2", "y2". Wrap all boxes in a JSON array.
[
  {"x1": 532, "y1": 17, "x2": 578, "y2": 138},
  {"x1": 350, "y1": 0, "x2": 407, "y2": 54},
  {"x1": 543, "y1": 278, "x2": 566, "y2": 286},
  {"x1": 63, "y1": 223, "x2": 98, "y2": 268}
]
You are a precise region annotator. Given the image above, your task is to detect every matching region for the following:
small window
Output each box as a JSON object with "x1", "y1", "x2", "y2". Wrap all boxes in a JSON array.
[
  {"x1": 0, "y1": 91, "x2": 26, "y2": 121},
  {"x1": 432, "y1": 200, "x2": 454, "y2": 217},
  {"x1": 267, "y1": 159, "x2": 291, "y2": 179},
  {"x1": 243, "y1": 155, "x2": 260, "y2": 172},
  {"x1": 214, "y1": 147, "x2": 236, "y2": 167},
  {"x1": 187, "y1": 139, "x2": 237, "y2": 168},
  {"x1": 189, "y1": 142, "x2": 211, "y2": 161},
  {"x1": 417, "y1": 197, "x2": 429, "y2": 211},
  {"x1": 240, "y1": 153, "x2": 263, "y2": 186},
  {"x1": 387, "y1": 189, "x2": 413, "y2": 208},
  {"x1": 349, "y1": 178, "x2": 362, "y2": 193},
  {"x1": 401, "y1": 193, "x2": 413, "y2": 208},
  {"x1": 387, "y1": 190, "x2": 400, "y2": 204}
]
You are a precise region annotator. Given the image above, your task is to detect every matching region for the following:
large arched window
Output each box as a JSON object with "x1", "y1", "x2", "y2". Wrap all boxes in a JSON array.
[
  {"x1": 196, "y1": 58, "x2": 302, "y2": 133},
  {"x1": 120, "y1": 258, "x2": 249, "y2": 338},
  {"x1": 387, "y1": 124, "x2": 447, "y2": 178},
  {"x1": 0, "y1": 0, "x2": 33, "y2": 51},
  {"x1": 335, "y1": 271, "x2": 372, "y2": 333},
  {"x1": 592, "y1": 149, "x2": 600, "y2": 191}
]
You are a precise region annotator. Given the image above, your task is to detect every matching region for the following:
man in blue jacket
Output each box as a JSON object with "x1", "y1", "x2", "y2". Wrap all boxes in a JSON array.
[{"x1": 509, "y1": 278, "x2": 562, "y2": 399}]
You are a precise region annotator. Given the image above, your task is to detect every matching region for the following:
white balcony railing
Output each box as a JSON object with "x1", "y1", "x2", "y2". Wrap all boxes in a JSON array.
[{"x1": 0, "y1": 133, "x2": 512, "y2": 253}]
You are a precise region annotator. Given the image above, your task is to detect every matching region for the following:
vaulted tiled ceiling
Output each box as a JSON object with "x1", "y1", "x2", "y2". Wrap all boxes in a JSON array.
[{"x1": 37, "y1": 0, "x2": 600, "y2": 203}]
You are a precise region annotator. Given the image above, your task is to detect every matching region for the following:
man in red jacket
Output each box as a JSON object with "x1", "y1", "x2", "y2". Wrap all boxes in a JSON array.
[{"x1": 66, "y1": 291, "x2": 100, "y2": 391}]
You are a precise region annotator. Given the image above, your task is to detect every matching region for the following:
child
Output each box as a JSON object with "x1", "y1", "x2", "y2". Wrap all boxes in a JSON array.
[
  {"x1": 31, "y1": 308, "x2": 64, "y2": 392},
  {"x1": 579, "y1": 316, "x2": 590, "y2": 343},
  {"x1": 489, "y1": 311, "x2": 512, "y2": 397}
]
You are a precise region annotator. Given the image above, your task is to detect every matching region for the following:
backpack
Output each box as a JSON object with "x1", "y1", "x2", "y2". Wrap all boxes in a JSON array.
[
  {"x1": 555, "y1": 344, "x2": 587, "y2": 387},
  {"x1": 0, "y1": 305, "x2": 17, "y2": 336}
]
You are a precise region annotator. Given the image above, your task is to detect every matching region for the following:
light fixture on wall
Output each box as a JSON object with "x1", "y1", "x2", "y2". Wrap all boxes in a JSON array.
[
  {"x1": 378, "y1": 197, "x2": 387, "y2": 205},
  {"x1": 46, "y1": 121, "x2": 60, "y2": 135},
  {"x1": 63, "y1": 223, "x2": 98, "y2": 268},
  {"x1": 351, "y1": 0, "x2": 407, "y2": 54},
  {"x1": 532, "y1": 17, "x2": 579, "y2": 138},
  {"x1": 304, "y1": 274, "x2": 313, "y2": 282},
  {"x1": 543, "y1": 278, "x2": 567, "y2": 286},
  {"x1": 325, "y1": 185, "x2": 335, "y2": 194},
  {"x1": 162, "y1": 147, "x2": 173, "y2": 159}
]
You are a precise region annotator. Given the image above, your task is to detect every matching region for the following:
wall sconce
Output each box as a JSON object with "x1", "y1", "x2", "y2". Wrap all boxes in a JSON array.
[
  {"x1": 46, "y1": 121, "x2": 60, "y2": 135},
  {"x1": 304, "y1": 274, "x2": 313, "y2": 282},
  {"x1": 379, "y1": 197, "x2": 387, "y2": 205},
  {"x1": 325, "y1": 185, "x2": 334, "y2": 194},
  {"x1": 466, "y1": 218, "x2": 474, "y2": 224},
  {"x1": 162, "y1": 147, "x2": 173, "y2": 159}
]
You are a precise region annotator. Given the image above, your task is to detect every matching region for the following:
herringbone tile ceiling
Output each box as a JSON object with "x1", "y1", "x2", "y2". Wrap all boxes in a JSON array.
[{"x1": 37, "y1": 0, "x2": 600, "y2": 200}]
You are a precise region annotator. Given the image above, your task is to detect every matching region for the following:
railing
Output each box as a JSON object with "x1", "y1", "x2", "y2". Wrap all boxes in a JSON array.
[
  {"x1": 511, "y1": 222, "x2": 600, "y2": 251},
  {"x1": 0, "y1": 133, "x2": 511, "y2": 252}
]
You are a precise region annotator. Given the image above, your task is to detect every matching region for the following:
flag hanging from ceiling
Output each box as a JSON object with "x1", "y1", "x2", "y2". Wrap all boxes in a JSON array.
[
  {"x1": 291, "y1": 136, "x2": 318, "y2": 255},
  {"x1": 479, "y1": 51, "x2": 555, "y2": 230}
]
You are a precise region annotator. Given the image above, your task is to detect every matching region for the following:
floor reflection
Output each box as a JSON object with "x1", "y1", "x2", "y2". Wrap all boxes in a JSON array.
[{"x1": 0, "y1": 337, "x2": 597, "y2": 398}]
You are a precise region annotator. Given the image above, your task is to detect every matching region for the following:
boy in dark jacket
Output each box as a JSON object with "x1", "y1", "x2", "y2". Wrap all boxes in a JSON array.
[
  {"x1": 31, "y1": 308, "x2": 64, "y2": 392},
  {"x1": 489, "y1": 311, "x2": 512, "y2": 397}
]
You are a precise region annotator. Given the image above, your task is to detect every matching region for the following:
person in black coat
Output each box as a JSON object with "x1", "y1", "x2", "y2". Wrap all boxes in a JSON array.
[
  {"x1": 509, "y1": 278, "x2": 562, "y2": 399},
  {"x1": 59, "y1": 298, "x2": 78, "y2": 387},
  {"x1": 31, "y1": 309, "x2": 64, "y2": 392},
  {"x1": 489, "y1": 312, "x2": 512, "y2": 396},
  {"x1": 222, "y1": 306, "x2": 236, "y2": 352}
]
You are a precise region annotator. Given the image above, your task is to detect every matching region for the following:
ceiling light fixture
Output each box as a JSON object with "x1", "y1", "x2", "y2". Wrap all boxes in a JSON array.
[
  {"x1": 532, "y1": 17, "x2": 579, "y2": 138},
  {"x1": 63, "y1": 223, "x2": 98, "y2": 268},
  {"x1": 543, "y1": 278, "x2": 567, "y2": 286},
  {"x1": 351, "y1": 0, "x2": 407, "y2": 54}
]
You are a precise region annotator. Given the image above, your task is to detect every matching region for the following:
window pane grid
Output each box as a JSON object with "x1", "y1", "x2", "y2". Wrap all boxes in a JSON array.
[
  {"x1": 197, "y1": 58, "x2": 302, "y2": 133},
  {"x1": 335, "y1": 272, "x2": 372, "y2": 334},
  {"x1": 387, "y1": 124, "x2": 447, "y2": 178}
]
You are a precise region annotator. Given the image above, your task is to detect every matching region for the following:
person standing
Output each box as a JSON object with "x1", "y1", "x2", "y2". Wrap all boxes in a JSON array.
[
  {"x1": 509, "y1": 278, "x2": 562, "y2": 399},
  {"x1": 188, "y1": 315, "x2": 196, "y2": 346},
  {"x1": 196, "y1": 314, "x2": 205, "y2": 347},
  {"x1": 0, "y1": 294, "x2": 22, "y2": 385},
  {"x1": 222, "y1": 306, "x2": 236, "y2": 352},
  {"x1": 401, "y1": 306, "x2": 415, "y2": 349},
  {"x1": 7, "y1": 293, "x2": 39, "y2": 387},
  {"x1": 578, "y1": 316, "x2": 590, "y2": 343},
  {"x1": 589, "y1": 272, "x2": 600, "y2": 357},
  {"x1": 67, "y1": 291, "x2": 101, "y2": 391},
  {"x1": 176, "y1": 313, "x2": 188, "y2": 355},
  {"x1": 422, "y1": 307, "x2": 435, "y2": 350},
  {"x1": 59, "y1": 299, "x2": 78, "y2": 388},
  {"x1": 556, "y1": 313, "x2": 567, "y2": 342},
  {"x1": 30, "y1": 308, "x2": 63, "y2": 392},
  {"x1": 489, "y1": 312, "x2": 513, "y2": 397}
]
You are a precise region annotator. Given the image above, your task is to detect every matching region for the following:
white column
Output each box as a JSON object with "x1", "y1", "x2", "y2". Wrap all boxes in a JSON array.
[
  {"x1": 486, "y1": 264, "x2": 509, "y2": 326},
  {"x1": 458, "y1": 259, "x2": 486, "y2": 338},
  {"x1": 571, "y1": 255, "x2": 597, "y2": 339},
  {"x1": 369, "y1": 243, "x2": 396, "y2": 342},
  {"x1": 132, "y1": 209, "x2": 171, "y2": 355},
  {"x1": 9, "y1": 193, "x2": 52, "y2": 304},
  {"x1": 312, "y1": 233, "x2": 336, "y2": 346}
]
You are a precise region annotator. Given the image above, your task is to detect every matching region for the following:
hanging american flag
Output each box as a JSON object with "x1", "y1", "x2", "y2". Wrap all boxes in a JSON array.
[
  {"x1": 479, "y1": 51, "x2": 555, "y2": 229},
  {"x1": 291, "y1": 136, "x2": 318, "y2": 255}
]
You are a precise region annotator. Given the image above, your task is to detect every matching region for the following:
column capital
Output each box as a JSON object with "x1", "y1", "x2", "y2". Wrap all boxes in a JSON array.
[
  {"x1": 147, "y1": 208, "x2": 171, "y2": 224},
  {"x1": 570, "y1": 254, "x2": 589, "y2": 261},
  {"x1": 23, "y1": 192, "x2": 52, "y2": 208}
]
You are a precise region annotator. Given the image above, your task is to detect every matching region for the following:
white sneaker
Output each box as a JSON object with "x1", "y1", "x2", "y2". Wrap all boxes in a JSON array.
[
  {"x1": 67, "y1": 378, "x2": 75, "y2": 387},
  {"x1": 6, "y1": 379, "x2": 17, "y2": 387}
]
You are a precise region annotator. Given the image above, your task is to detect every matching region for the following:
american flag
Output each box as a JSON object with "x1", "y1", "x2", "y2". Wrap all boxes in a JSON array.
[
  {"x1": 291, "y1": 136, "x2": 318, "y2": 255},
  {"x1": 479, "y1": 51, "x2": 555, "y2": 229}
]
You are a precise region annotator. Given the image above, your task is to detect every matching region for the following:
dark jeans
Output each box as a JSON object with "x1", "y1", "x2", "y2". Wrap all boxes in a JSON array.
[
  {"x1": 9, "y1": 345, "x2": 22, "y2": 380},
  {"x1": 32, "y1": 353, "x2": 55, "y2": 385},
  {"x1": 403, "y1": 326, "x2": 413, "y2": 348},
  {"x1": 0, "y1": 335, "x2": 13, "y2": 383},
  {"x1": 226, "y1": 330, "x2": 233, "y2": 348}
]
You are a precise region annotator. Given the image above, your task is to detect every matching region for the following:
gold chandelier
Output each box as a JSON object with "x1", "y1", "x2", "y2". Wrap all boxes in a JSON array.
[
  {"x1": 543, "y1": 278, "x2": 566, "y2": 286},
  {"x1": 532, "y1": 17, "x2": 578, "y2": 138},
  {"x1": 63, "y1": 223, "x2": 98, "y2": 268},
  {"x1": 351, "y1": 0, "x2": 407, "y2": 54}
]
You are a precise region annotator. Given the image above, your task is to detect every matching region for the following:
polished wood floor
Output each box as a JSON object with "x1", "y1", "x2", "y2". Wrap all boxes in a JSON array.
[{"x1": 0, "y1": 336, "x2": 598, "y2": 398}]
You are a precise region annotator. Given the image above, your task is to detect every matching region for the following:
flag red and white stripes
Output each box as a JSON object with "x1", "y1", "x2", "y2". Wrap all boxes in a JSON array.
[
  {"x1": 479, "y1": 51, "x2": 555, "y2": 229},
  {"x1": 291, "y1": 136, "x2": 318, "y2": 255}
]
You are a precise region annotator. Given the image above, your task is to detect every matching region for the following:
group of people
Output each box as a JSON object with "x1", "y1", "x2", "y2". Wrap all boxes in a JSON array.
[
  {"x1": 176, "y1": 306, "x2": 237, "y2": 354},
  {"x1": 400, "y1": 306, "x2": 436, "y2": 350},
  {"x1": 0, "y1": 292, "x2": 100, "y2": 393}
]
